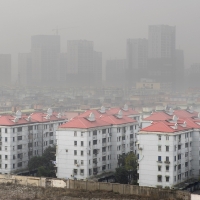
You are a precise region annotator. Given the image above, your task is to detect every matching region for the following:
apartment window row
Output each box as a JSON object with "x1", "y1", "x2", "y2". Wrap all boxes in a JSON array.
[
  {"x1": 158, "y1": 165, "x2": 169, "y2": 172},
  {"x1": 157, "y1": 175, "x2": 169, "y2": 182},
  {"x1": 158, "y1": 156, "x2": 169, "y2": 162},
  {"x1": 158, "y1": 135, "x2": 169, "y2": 140},
  {"x1": 74, "y1": 150, "x2": 84, "y2": 156},
  {"x1": 73, "y1": 169, "x2": 84, "y2": 175},
  {"x1": 158, "y1": 145, "x2": 169, "y2": 152}
]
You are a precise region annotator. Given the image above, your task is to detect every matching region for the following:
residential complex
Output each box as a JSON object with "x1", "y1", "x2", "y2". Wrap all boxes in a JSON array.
[
  {"x1": 0, "y1": 108, "x2": 67, "y2": 174},
  {"x1": 56, "y1": 105, "x2": 139, "y2": 180},
  {"x1": 138, "y1": 107, "x2": 200, "y2": 188}
]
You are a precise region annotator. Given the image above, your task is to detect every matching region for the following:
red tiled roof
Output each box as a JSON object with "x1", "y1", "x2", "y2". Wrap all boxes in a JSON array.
[
  {"x1": 174, "y1": 110, "x2": 198, "y2": 119},
  {"x1": 106, "y1": 107, "x2": 139, "y2": 116},
  {"x1": 140, "y1": 121, "x2": 192, "y2": 133},
  {"x1": 143, "y1": 112, "x2": 171, "y2": 121},
  {"x1": 100, "y1": 115, "x2": 136, "y2": 125},
  {"x1": 60, "y1": 117, "x2": 111, "y2": 129}
]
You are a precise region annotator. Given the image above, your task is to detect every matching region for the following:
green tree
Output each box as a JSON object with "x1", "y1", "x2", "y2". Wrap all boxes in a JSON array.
[
  {"x1": 115, "y1": 152, "x2": 138, "y2": 184},
  {"x1": 28, "y1": 145, "x2": 56, "y2": 177},
  {"x1": 115, "y1": 167, "x2": 129, "y2": 184}
]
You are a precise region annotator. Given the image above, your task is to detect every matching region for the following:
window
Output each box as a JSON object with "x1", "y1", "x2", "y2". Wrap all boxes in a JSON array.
[
  {"x1": 81, "y1": 160, "x2": 84, "y2": 165},
  {"x1": 50, "y1": 132, "x2": 53, "y2": 136},
  {"x1": 13, "y1": 155, "x2": 15, "y2": 160},
  {"x1": 5, "y1": 137, "x2": 7, "y2": 142},
  {"x1": 157, "y1": 175, "x2": 162, "y2": 182},
  {"x1": 5, "y1": 164, "x2": 7, "y2": 169},
  {"x1": 178, "y1": 145, "x2": 181, "y2": 150},
  {"x1": 5, "y1": 128, "x2": 7, "y2": 133},
  {"x1": 174, "y1": 166, "x2": 176, "y2": 171},
  {"x1": 158, "y1": 146, "x2": 161, "y2": 151},
  {"x1": 81, "y1": 141, "x2": 84, "y2": 146},
  {"x1": 81, "y1": 132, "x2": 83, "y2": 137},
  {"x1": 166, "y1": 176, "x2": 169, "y2": 182},
  {"x1": 5, "y1": 146, "x2": 7, "y2": 151},
  {"x1": 158, "y1": 135, "x2": 161, "y2": 140},
  {"x1": 17, "y1": 145, "x2": 22, "y2": 150},
  {"x1": 13, "y1": 164, "x2": 15, "y2": 169},
  {"x1": 158, "y1": 156, "x2": 161, "y2": 162},
  {"x1": 130, "y1": 126, "x2": 133, "y2": 130},
  {"x1": 74, "y1": 150, "x2": 77, "y2": 155},
  {"x1": 102, "y1": 129, "x2": 106, "y2": 134},
  {"x1": 28, "y1": 143, "x2": 32, "y2": 147},
  {"x1": 158, "y1": 166, "x2": 161, "y2": 171},
  {"x1": 166, "y1": 136, "x2": 169, "y2": 140},
  {"x1": 185, "y1": 143, "x2": 188, "y2": 148},
  {"x1": 185, "y1": 152, "x2": 188, "y2": 157},
  {"x1": 174, "y1": 176, "x2": 176, "y2": 182},
  {"x1": 74, "y1": 131, "x2": 77, "y2": 137},
  {"x1": 185, "y1": 162, "x2": 188, "y2": 167},
  {"x1": 49, "y1": 140, "x2": 53, "y2": 144},
  {"x1": 166, "y1": 156, "x2": 169, "y2": 162},
  {"x1": 80, "y1": 169, "x2": 84, "y2": 175},
  {"x1": 5, "y1": 155, "x2": 7, "y2": 160},
  {"x1": 166, "y1": 146, "x2": 169, "y2": 152},
  {"x1": 178, "y1": 154, "x2": 181, "y2": 160},
  {"x1": 13, "y1": 137, "x2": 15, "y2": 142},
  {"x1": 178, "y1": 164, "x2": 181, "y2": 170},
  {"x1": 166, "y1": 166, "x2": 169, "y2": 171},
  {"x1": 73, "y1": 169, "x2": 77, "y2": 175},
  {"x1": 18, "y1": 162, "x2": 22, "y2": 167},
  {"x1": 74, "y1": 160, "x2": 77, "y2": 165},
  {"x1": 17, "y1": 127, "x2": 22, "y2": 132},
  {"x1": 74, "y1": 141, "x2": 77, "y2": 146},
  {"x1": 174, "y1": 145, "x2": 176, "y2": 151},
  {"x1": 17, "y1": 136, "x2": 22, "y2": 140},
  {"x1": 81, "y1": 151, "x2": 84, "y2": 156},
  {"x1": 28, "y1": 126, "x2": 33, "y2": 131}
]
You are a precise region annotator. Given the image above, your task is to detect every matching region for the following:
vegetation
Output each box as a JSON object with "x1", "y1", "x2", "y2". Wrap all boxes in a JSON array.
[
  {"x1": 28, "y1": 146, "x2": 56, "y2": 177},
  {"x1": 115, "y1": 152, "x2": 138, "y2": 184}
]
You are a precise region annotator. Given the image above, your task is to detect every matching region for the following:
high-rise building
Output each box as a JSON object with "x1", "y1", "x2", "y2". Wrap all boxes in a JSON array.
[
  {"x1": 57, "y1": 53, "x2": 67, "y2": 85},
  {"x1": 67, "y1": 40, "x2": 102, "y2": 87},
  {"x1": 106, "y1": 59, "x2": 126, "y2": 87},
  {"x1": 0, "y1": 54, "x2": 11, "y2": 86},
  {"x1": 148, "y1": 25, "x2": 176, "y2": 90},
  {"x1": 31, "y1": 35, "x2": 60, "y2": 85},
  {"x1": 148, "y1": 25, "x2": 176, "y2": 59},
  {"x1": 18, "y1": 53, "x2": 31, "y2": 86},
  {"x1": 126, "y1": 39, "x2": 148, "y2": 85}
]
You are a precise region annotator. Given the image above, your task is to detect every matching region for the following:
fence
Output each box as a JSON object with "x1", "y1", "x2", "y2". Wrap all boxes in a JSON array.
[{"x1": 0, "y1": 174, "x2": 192, "y2": 200}]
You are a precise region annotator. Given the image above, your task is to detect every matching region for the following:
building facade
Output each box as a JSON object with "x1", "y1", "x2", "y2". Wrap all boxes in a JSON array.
[
  {"x1": 56, "y1": 106, "x2": 139, "y2": 180},
  {"x1": 0, "y1": 108, "x2": 67, "y2": 174}
]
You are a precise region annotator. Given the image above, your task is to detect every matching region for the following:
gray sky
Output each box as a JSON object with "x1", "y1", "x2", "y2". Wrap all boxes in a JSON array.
[{"x1": 0, "y1": 0, "x2": 199, "y2": 80}]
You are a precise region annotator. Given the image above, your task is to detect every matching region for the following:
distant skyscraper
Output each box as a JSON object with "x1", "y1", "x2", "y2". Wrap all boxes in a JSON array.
[
  {"x1": 67, "y1": 40, "x2": 102, "y2": 87},
  {"x1": 126, "y1": 38, "x2": 148, "y2": 85},
  {"x1": 31, "y1": 35, "x2": 60, "y2": 85},
  {"x1": 18, "y1": 53, "x2": 31, "y2": 86},
  {"x1": 148, "y1": 25, "x2": 176, "y2": 59},
  {"x1": 106, "y1": 59, "x2": 126, "y2": 87},
  {"x1": 148, "y1": 25, "x2": 176, "y2": 90},
  {"x1": 0, "y1": 54, "x2": 11, "y2": 86},
  {"x1": 57, "y1": 53, "x2": 67, "y2": 85}
]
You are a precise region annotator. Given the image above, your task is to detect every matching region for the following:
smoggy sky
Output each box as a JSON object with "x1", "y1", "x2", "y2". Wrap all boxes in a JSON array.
[{"x1": 0, "y1": 0, "x2": 199, "y2": 80}]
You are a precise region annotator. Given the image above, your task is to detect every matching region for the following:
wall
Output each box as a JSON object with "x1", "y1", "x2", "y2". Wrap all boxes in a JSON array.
[{"x1": 0, "y1": 174, "x2": 193, "y2": 200}]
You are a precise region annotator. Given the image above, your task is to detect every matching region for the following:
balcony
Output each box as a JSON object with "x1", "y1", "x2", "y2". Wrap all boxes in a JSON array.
[
  {"x1": 93, "y1": 163, "x2": 97, "y2": 167},
  {"x1": 93, "y1": 154, "x2": 97, "y2": 158},
  {"x1": 93, "y1": 135, "x2": 97, "y2": 140},
  {"x1": 102, "y1": 143, "x2": 107, "y2": 147},
  {"x1": 164, "y1": 161, "x2": 170, "y2": 164},
  {"x1": 102, "y1": 160, "x2": 106, "y2": 165}
]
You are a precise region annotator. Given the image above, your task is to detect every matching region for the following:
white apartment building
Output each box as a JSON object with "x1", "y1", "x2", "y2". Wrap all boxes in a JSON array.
[
  {"x1": 56, "y1": 107, "x2": 139, "y2": 180},
  {"x1": 0, "y1": 108, "x2": 67, "y2": 174},
  {"x1": 138, "y1": 107, "x2": 200, "y2": 188}
]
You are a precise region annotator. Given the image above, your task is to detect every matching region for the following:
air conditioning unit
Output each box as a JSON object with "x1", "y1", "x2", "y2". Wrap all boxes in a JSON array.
[{"x1": 76, "y1": 164, "x2": 80, "y2": 167}]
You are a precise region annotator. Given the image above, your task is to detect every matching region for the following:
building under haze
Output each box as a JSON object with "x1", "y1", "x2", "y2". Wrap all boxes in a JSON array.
[
  {"x1": 126, "y1": 39, "x2": 148, "y2": 86},
  {"x1": 31, "y1": 35, "x2": 60, "y2": 86},
  {"x1": 67, "y1": 40, "x2": 102, "y2": 87},
  {"x1": 0, "y1": 54, "x2": 11, "y2": 86},
  {"x1": 147, "y1": 25, "x2": 177, "y2": 90},
  {"x1": 18, "y1": 53, "x2": 31, "y2": 86},
  {"x1": 106, "y1": 59, "x2": 126, "y2": 87}
]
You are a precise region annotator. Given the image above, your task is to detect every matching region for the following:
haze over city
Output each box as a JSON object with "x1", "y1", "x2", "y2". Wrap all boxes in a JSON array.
[{"x1": 0, "y1": 0, "x2": 199, "y2": 82}]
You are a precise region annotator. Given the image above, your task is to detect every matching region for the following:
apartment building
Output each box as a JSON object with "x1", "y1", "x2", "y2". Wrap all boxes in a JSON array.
[
  {"x1": 138, "y1": 107, "x2": 200, "y2": 188},
  {"x1": 0, "y1": 108, "x2": 67, "y2": 174},
  {"x1": 56, "y1": 106, "x2": 139, "y2": 180}
]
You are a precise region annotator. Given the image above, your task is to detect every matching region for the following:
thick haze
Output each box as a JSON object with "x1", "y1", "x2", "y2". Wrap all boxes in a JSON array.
[{"x1": 0, "y1": 0, "x2": 200, "y2": 81}]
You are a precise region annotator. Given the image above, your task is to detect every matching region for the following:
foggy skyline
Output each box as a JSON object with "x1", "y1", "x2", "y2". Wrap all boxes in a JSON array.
[{"x1": 0, "y1": 0, "x2": 200, "y2": 81}]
